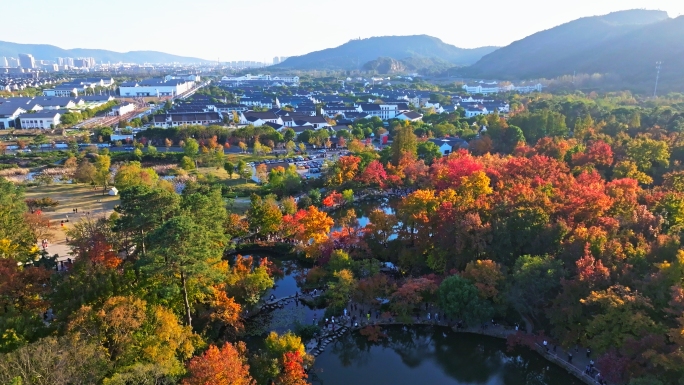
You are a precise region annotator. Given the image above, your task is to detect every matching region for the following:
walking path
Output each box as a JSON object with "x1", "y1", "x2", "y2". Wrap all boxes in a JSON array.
[{"x1": 253, "y1": 296, "x2": 606, "y2": 385}]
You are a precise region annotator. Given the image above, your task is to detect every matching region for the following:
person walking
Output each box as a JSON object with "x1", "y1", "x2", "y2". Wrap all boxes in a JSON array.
[{"x1": 568, "y1": 352, "x2": 573, "y2": 363}]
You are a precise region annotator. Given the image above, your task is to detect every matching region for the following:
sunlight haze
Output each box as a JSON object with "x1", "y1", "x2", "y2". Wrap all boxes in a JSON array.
[{"x1": 3, "y1": 0, "x2": 684, "y2": 60}]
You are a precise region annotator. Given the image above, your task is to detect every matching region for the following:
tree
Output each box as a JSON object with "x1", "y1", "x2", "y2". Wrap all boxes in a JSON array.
[
  {"x1": 224, "y1": 162, "x2": 235, "y2": 179},
  {"x1": 246, "y1": 194, "x2": 283, "y2": 236},
  {"x1": 438, "y1": 275, "x2": 493, "y2": 326},
  {"x1": 67, "y1": 296, "x2": 200, "y2": 382},
  {"x1": 277, "y1": 351, "x2": 309, "y2": 385},
  {"x1": 626, "y1": 137, "x2": 669, "y2": 172},
  {"x1": 582, "y1": 286, "x2": 659, "y2": 354},
  {"x1": 0, "y1": 335, "x2": 109, "y2": 385},
  {"x1": 164, "y1": 138, "x2": 173, "y2": 152},
  {"x1": 114, "y1": 162, "x2": 159, "y2": 189},
  {"x1": 507, "y1": 255, "x2": 564, "y2": 330},
  {"x1": 0, "y1": 178, "x2": 36, "y2": 262},
  {"x1": 417, "y1": 141, "x2": 442, "y2": 164},
  {"x1": 74, "y1": 160, "x2": 96, "y2": 184},
  {"x1": 183, "y1": 342, "x2": 255, "y2": 385},
  {"x1": 462, "y1": 259, "x2": 504, "y2": 302},
  {"x1": 391, "y1": 123, "x2": 418, "y2": 165},
  {"x1": 142, "y1": 216, "x2": 226, "y2": 326},
  {"x1": 357, "y1": 160, "x2": 387, "y2": 188},
  {"x1": 94, "y1": 154, "x2": 111, "y2": 195},
  {"x1": 328, "y1": 269, "x2": 356, "y2": 312},
  {"x1": 183, "y1": 138, "x2": 199, "y2": 159},
  {"x1": 115, "y1": 185, "x2": 180, "y2": 254},
  {"x1": 236, "y1": 160, "x2": 251, "y2": 181},
  {"x1": 328, "y1": 155, "x2": 361, "y2": 186},
  {"x1": 225, "y1": 255, "x2": 274, "y2": 306},
  {"x1": 32, "y1": 134, "x2": 48, "y2": 152}
]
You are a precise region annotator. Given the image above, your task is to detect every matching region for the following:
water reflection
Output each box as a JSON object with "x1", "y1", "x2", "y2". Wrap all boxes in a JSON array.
[{"x1": 313, "y1": 326, "x2": 582, "y2": 385}]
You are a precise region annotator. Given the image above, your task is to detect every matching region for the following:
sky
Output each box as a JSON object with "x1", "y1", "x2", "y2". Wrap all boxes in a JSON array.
[{"x1": 4, "y1": 0, "x2": 684, "y2": 62}]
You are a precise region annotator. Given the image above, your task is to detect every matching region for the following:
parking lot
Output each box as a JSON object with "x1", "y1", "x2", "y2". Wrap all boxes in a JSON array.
[{"x1": 248, "y1": 153, "x2": 328, "y2": 179}]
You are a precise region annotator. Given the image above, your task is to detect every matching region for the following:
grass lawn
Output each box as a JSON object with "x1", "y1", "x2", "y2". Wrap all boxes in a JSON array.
[{"x1": 25, "y1": 184, "x2": 120, "y2": 239}]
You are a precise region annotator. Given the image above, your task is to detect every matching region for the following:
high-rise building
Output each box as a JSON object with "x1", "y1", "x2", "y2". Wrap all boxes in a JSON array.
[
  {"x1": 55, "y1": 57, "x2": 64, "y2": 66},
  {"x1": 65, "y1": 57, "x2": 74, "y2": 67},
  {"x1": 0, "y1": 57, "x2": 7, "y2": 67},
  {"x1": 18, "y1": 53, "x2": 36, "y2": 69},
  {"x1": 273, "y1": 56, "x2": 281, "y2": 65},
  {"x1": 8, "y1": 57, "x2": 19, "y2": 68}
]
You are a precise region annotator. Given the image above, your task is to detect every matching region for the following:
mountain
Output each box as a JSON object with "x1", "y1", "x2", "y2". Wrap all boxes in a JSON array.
[
  {"x1": 0, "y1": 41, "x2": 208, "y2": 64},
  {"x1": 275, "y1": 35, "x2": 498, "y2": 70},
  {"x1": 362, "y1": 56, "x2": 453, "y2": 74},
  {"x1": 463, "y1": 9, "x2": 683, "y2": 90}
]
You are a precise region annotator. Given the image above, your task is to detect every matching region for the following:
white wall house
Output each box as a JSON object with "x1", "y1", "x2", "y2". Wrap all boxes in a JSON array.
[
  {"x1": 119, "y1": 78, "x2": 194, "y2": 97},
  {"x1": 465, "y1": 106, "x2": 489, "y2": 118},
  {"x1": 357, "y1": 103, "x2": 399, "y2": 120},
  {"x1": 19, "y1": 110, "x2": 61, "y2": 129},
  {"x1": 43, "y1": 87, "x2": 79, "y2": 97},
  {"x1": 396, "y1": 111, "x2": 423, "y2": 122},
  {"x1": 463, "y1": 83, "x2": 542, "y2": 95},
  {"x1": 112, "y1": 103, "x2": 136, "y2": 116},
  {"x1": 0, "y1": 105, "x2": 26, "y2": 129}
]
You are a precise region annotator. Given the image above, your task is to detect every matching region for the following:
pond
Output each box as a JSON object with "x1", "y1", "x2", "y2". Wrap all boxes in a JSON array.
[
  {"x1": 311, "y1": 326, "x2": 582, "y2": 385},
  {"x1": 329, "y1": 197, "x2": 398, "y2": 234},
  {"x1": 245, "y1": 255, "x2": 582, "y2": 385}
]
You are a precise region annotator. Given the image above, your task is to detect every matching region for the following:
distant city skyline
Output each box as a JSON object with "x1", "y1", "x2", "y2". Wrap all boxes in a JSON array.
[{"x1": 2, "y1": 0, "x2": 684, "y2": 62}]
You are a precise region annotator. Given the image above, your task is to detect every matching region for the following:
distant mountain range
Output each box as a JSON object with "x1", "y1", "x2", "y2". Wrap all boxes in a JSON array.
[
  {"x1": 462, "y1": 10, "x2": 684, "y2": 90},
  {"x1": 274, "y1": 35, "x2": 498, "y2": 71},
  {"x1": 0, "y1": 41, "x2": 208, "y2": 64}
]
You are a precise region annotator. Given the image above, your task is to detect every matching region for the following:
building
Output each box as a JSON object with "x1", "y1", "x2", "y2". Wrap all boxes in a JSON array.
[
  {"x1": 19, "y1": 110, "x2": 62, "y2": 129},
  {"x1": 43, "y1": 86, "x2": 79, "y2": 97},
  {"x1": 239, "y1": 111, "x2": 283, "y2": 126},
  {"x1": 396, "y1": 111, "x2": 423, "y2": 122},
  {"x1": 0, "y1": 57, "x2": 7, "y2": 67},
  {"x1": 0, "y1": 104, "x2": 26, "y2": 129},
  {"x1": 428, "y1": 138, "x2": 469, "y2": 155},
  {"x1": 112, "y1": 103, "x2": 136, "y2": 116},
  {"x1": 152, "y1": 112, "x2": 221, "y2": 128},
  {"x1": 357, "y1": 103, "x2": 399, "y2": 120},
  {"x1": 119, "y1": 78, "x2": 194, "y2": 97},
  {"x1": 18, "y1": 54, "x2": 35, "y2": 69},
  {"x1": 462, "y1": 83, "x2": 542, "y2": 95}
]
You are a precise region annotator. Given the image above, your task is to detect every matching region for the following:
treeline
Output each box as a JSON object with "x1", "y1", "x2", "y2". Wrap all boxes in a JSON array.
[{"x1": 0, "y1": 176, "x2": 312, "y2": 385}]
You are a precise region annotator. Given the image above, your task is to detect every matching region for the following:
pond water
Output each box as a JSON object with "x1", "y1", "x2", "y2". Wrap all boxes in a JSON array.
[
  {"x1": 329, "y1": 197, "x2": 398, "y2": 234},
  {"x1": 311, "y1": 326, "x2": 582, "y2": 385},
  {"x1": 244, "y1": 220, "x2": 582, "y2": 385}
]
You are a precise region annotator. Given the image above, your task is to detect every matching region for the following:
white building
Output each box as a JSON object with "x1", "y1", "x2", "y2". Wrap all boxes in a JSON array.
[
  {"x1": 43, "y1": 86, "x2": 79, "y2": 97},
  {"x1": 119, "y1": 78, "x2": 194, "y2": 97},
  {"x1": 396, "y1": 111, "x2": 423, "y2": 122},
  {"x1": 19, "y1": 110, "x2": 62, "y2": 129},
  {"x1": 357, "y1": 103, "x2": 399, "y2": 120},
  {"x1": 462, "y1": 83, "x2": 542, "y2": 95},
  {"x1": 112, "y1": 103, "x2": 136, "y2": 116}
]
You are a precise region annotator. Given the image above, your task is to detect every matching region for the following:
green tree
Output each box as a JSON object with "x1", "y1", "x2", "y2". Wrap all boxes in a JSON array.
[
  {"x1": 94, "y1": 154, "x2": 111, "y2": 195},
  {"x1": 391, "y1": 123, "x2": 418, "y2": 165},
  {"x1": 507, "y1": 255, "x2": 564, "y2": 330},
  {"x1": 416, "y1": 141, "x2": 442, "y2": 164},
  {"x1": 180, "y1": 156, "x2": 195, "y2": 171},
  {"x1": 224, "y1": 162, "x2": 235, "y2": 179},
  {"x1": 32, "y1": 134, "x2": 48, "y2": 152},
  {"x1": 438, "y1": 275, "x2": 493, "y2": 326},
  {"x1": 183, "y1": 138, "x2": 200, "y2": 159},
  {"x1": 115, "y1": 186, "x2": 180, "y2": 256},
  {"x1": 142, "y1": 216, "x2": 226, "y2": 326},
  {"x1": 626, "y1": 137, "x2": 670, "y2": 172},
  {"x1": 246, "y1": 194, "x2": 283, "y2": 236},
  {"x1": 0, "y1": 178, "x2": 38, "y2": 261}
]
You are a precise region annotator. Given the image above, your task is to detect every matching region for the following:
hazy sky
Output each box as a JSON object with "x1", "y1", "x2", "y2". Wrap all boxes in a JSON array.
[{"x1": 4, "y1": 0, "x2": 684, "y2": 61}]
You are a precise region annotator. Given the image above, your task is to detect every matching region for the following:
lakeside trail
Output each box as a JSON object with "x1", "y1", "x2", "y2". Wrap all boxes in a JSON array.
[{"x1": 256, "y1": 294, "x2": 606, "y2": 385}]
